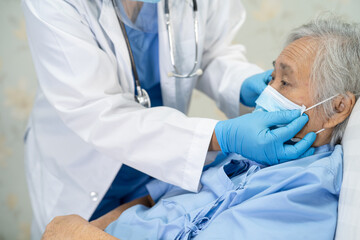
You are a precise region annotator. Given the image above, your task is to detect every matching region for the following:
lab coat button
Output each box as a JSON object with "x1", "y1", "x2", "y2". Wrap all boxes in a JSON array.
[{"x1": 90, "y1": 192, "x2": 98, "y2": 201}]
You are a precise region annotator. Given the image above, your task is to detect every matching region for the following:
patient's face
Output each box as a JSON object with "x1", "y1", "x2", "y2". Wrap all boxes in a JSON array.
[{"x1": 269, "y1": 37, "x2": 325, "y2": 146}]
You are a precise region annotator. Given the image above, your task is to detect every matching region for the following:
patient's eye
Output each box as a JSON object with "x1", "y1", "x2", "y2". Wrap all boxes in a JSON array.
[{"x1": 281, "y1": 79, "x2": 289, "y2": 87}]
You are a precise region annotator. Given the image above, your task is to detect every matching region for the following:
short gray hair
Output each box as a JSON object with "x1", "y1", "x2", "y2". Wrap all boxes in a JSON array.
[{"x1": 285, "y1": 13, "x2": 360, "y2": 145}]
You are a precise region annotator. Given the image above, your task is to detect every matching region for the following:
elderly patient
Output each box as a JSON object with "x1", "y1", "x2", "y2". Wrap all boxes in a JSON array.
[{"x1": 43, "y1": 15, "x2": 360, "y2": 240}]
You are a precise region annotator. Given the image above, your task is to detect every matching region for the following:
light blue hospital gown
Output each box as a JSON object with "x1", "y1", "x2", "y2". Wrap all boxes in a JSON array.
[{"x1": 105, "y1": 144, "x2": 343, "y2": 240}]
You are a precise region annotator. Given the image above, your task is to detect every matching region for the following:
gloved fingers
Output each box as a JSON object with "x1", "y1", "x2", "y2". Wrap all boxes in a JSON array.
[
  {"x1": 263, "y1": 69, "x2": 274, "y2": 85},
  {"x1": 263, "y1": 109, "x2": 302, "y2": 128},
  {"x1": 255, "y1": 69, "x2": 273, "y2": 95},
  {"x1": 271, "y1": 113, "x2": 308, "y2": 140},
  {"x1": 241, "y1": 69, "x2": 274, "y2": 107},
  {"x1": 298, "y1": 147, "x2": 316, "y2": 159},
  {"x1": 280, "y1": 132, "x2": 316, "y2": 160},
  {"x1": 214, "y1": 121, "x2": 228, "y2": 154},
  {"x1": 279, "y1": 147, "x2": 315, "y2": 164}
]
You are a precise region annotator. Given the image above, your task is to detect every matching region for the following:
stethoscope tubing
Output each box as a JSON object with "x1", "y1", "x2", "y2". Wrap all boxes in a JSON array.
[
  {"x1": 112, "y1": 0, "x2": 142, "y2": 96},
  {"x1": 164, "y1": 0, "x2": 202, "y2": 78},
  {"x1": 112, "y1": 0, "x2": 202, "y2": 108}
]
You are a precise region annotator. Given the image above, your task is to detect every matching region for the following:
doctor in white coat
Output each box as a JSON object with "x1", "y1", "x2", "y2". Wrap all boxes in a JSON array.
[{"x1": 22, "y1": 0, "x2": 317, "y2": 239}]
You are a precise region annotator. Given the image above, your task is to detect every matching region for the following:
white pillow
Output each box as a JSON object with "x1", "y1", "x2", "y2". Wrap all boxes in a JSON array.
[{"x1": 335, "y1": 100, "x2": 360, "y2": 239}]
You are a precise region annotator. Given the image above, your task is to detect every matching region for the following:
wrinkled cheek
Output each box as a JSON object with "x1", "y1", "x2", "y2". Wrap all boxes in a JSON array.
[{"x1": 295, "y1": 110, "x2": 323, "y2": 138}]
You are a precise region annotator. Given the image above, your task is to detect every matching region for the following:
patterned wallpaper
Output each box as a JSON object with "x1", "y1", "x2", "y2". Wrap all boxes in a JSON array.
[
  {"x1": 0, "y1": 0, "x2": 359, "y2": 239},
  {"x1": 0, "y1": 0, "x2": 36, "y2": 239}
]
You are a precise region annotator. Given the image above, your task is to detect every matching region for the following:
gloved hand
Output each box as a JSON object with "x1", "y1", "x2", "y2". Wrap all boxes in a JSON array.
[
  {"x1": 240, "y1": 69, "x2": 273, "y2": 107},
  {"x1": 214, "y1": 110, "x2": 316, "y2": 165}
]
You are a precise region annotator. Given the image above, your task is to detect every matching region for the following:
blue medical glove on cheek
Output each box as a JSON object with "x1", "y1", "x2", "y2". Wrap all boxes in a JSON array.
[
  {"x1": 240, "y1": 69, "x2": 273, "y2": 107},
  {"x1": 214, "y1": 110, "x2": 317, "y2": 166}
]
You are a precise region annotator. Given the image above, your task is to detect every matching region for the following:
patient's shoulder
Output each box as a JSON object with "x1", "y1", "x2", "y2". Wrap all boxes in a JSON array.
[
  {"x1": 308, "y1": 144, "x2": 342, "y2": 174},
  {"x1": 288, "y1": 144, "x2": 342, "y2": 170}
]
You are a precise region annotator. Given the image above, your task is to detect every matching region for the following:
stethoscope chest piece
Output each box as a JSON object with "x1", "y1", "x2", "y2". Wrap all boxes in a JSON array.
[{"x1": 135, "y1": 87, "x2": 151, "y2": 108}]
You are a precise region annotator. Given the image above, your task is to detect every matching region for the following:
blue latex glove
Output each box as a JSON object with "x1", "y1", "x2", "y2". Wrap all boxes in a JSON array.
[
  {"x1": 240, "y1": 69, "x2": 273, "y2": 107},
  {"x1": 214, "y1": 110, "x2": 316, "y2": 165}
]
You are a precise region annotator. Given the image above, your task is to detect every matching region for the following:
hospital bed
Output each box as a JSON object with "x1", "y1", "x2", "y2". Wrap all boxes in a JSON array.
[{"x1": 335, "y1": 100, "x2": 360, "y2": 239}]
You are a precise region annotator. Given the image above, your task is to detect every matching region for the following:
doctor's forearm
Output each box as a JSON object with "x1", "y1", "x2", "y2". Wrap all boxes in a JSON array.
[
  {"x1": 209, "y1": 131, "x2": 221, "y2": 151},
  {"x1": 90, "y1": 195, "x2": 155, "y2": 230},
  {"x1": 42, "y1": 215, "x2": 119, "y2": 240},
  {"x1": 42, "y1": 196, "x2": 154, "y2": 240}
]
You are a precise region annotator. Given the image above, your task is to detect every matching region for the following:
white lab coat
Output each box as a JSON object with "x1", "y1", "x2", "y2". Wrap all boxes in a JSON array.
[{"x1": 22, "y1": 0, "x2": 262, "y2": 238}]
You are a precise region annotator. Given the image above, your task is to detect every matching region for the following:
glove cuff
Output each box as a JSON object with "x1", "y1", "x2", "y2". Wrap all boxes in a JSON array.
[{"x1": 214, "y1": 121, "x2": 229, "y2": 154}]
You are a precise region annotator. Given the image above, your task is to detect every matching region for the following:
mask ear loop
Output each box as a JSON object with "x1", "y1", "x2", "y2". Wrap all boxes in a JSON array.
[
  {"x1": 302, "y1": 92, "x2": 359, "y2": 136},
  {"x1": 301, "y1": 94, "x2": 340, "y2": 134},
  {"x1": 302, "y1": 94, "x2": 340, "y2": 115},
  {"x1": 315, "y1": 128, "x2": 326, "y2": 134}
]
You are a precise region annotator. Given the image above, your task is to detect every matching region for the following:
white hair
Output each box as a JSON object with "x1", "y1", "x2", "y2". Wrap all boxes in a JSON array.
[{"x1": 285, "y1": 13, "x2": 360, "y2": 145}]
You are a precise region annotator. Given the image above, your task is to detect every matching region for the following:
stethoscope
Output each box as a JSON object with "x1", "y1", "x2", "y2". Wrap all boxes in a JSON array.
[{"x1": 112, "y1": 0, "x2": 202, "y2": 108}]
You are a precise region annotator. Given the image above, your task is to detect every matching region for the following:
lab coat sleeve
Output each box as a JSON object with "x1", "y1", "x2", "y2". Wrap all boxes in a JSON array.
[
  {"x1": 196, "y1": 0, "x2": 263, "y2": 118},
  {"x1": 22, "y1": 0, "x2": 217, "y2": 192}
]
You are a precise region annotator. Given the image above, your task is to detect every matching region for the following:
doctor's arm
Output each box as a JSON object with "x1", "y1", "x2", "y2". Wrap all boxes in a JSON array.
[
  {"x1": 90, "y1": 195, "x2": 155, "y2": 230},
  {"x1": 42, "y1": 215, "x2": 118, "y2": 240},
  {"x1": 22, "y1": 0, "x2": 216, "y2": 193}
]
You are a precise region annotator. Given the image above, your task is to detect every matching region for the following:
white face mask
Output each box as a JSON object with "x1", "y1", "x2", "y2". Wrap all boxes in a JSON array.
[{"x1": 255, "y1": 85, "x2": 339, "y2": 135}]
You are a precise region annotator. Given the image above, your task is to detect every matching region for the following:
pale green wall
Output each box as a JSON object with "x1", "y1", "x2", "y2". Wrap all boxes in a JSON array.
[
  {"x1": 0, "y1": 0, "x2": 36, "y2": 239},
  {"x1": 1, "y1": 0, "x2": 360, "y2": 239}
]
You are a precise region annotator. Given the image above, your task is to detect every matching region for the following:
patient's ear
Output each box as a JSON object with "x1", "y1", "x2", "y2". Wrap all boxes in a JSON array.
[{"x1": 323, "y1": 92, "x2": 356, "y2": 128}]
